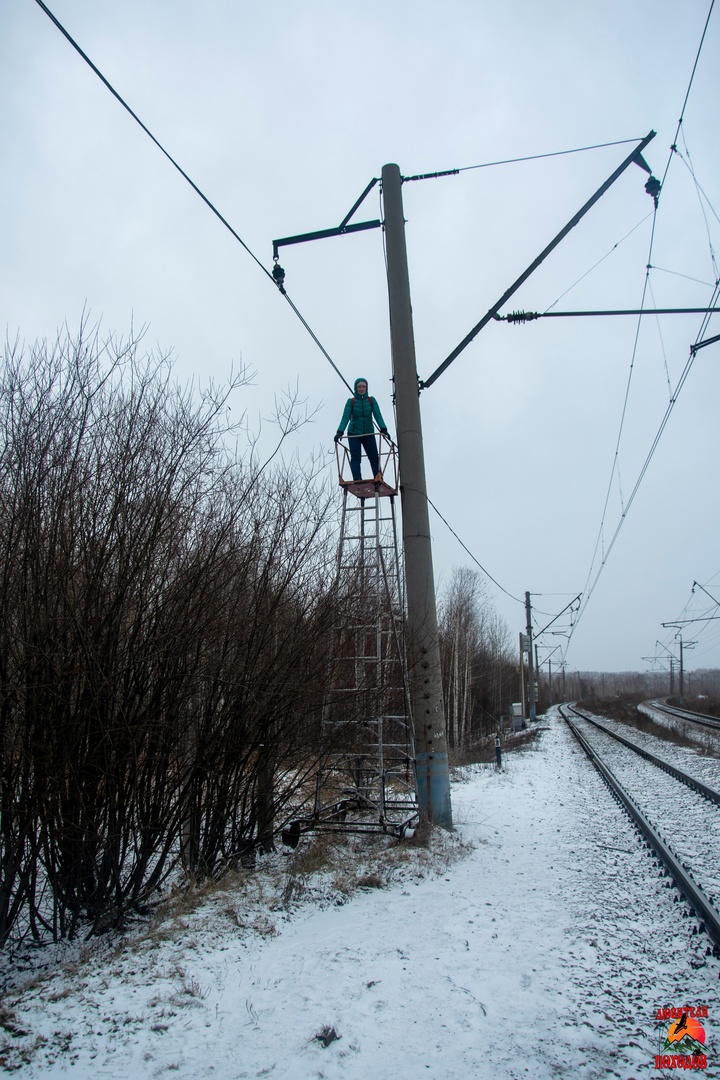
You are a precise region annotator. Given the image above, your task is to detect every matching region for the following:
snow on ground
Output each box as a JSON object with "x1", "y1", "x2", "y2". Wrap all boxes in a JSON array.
[
  {"x1": 638, "y1": 703, "x2": 720, "y2": 759},
  {"x1": 1, "y1": 710, "x2": 718, "y2": 1079},
  {"x1": 574, "y1": 704, "x2": 720, "y2": 791}
]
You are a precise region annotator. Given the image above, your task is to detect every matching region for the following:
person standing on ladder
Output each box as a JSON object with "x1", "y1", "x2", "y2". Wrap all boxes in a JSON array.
[{"x1": 335, "y1": 378, "x2": 389, "y2": 482}]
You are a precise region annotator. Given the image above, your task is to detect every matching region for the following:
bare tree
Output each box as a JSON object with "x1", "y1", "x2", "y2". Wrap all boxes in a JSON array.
[{"x1": 438, "y1": 568, "x2": 517, "y2": 755}]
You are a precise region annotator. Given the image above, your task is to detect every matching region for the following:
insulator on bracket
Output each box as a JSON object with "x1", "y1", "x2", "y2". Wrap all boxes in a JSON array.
[
  {"x1": 272, "y1": 260, "x2": 286, "y2": 294},
  {"x1": 644, "y1": 176, "x2": 661, "y2": 208}
]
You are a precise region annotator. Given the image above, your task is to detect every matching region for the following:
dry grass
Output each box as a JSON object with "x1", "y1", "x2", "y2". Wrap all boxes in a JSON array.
[
  {"x1": 355, "y1": 873, "x2": 384, "y2": 889},
  {"x1": 669, "y1": 695, "x2": 720, "y2": 719},
  {"x1": 450, "y1": 727, "x2": 542, "y2": 766},
  {"x1": 403, "y1": 818, "x2": 432, "y2": 847},
  {"x1": 0, "y1": 1007, "x2": 29, "y2": 1039},
  {"x1": 285, "y1": 832, "x2": 339, "y2": 877}
]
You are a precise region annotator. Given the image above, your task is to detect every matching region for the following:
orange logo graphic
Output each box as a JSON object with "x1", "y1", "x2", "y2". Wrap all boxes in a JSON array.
[{"x1": 655, "y1": 1005, "x2": 709, "y2": 1071}]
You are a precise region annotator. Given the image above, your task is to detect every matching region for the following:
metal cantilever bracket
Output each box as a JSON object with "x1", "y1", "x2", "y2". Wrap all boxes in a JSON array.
[
  {"x1": 272, "y1": 219, "x2": 381, "y2": 261},
  {"x1": 272, "y1": 178, "x2": 381, "y2": 261}
]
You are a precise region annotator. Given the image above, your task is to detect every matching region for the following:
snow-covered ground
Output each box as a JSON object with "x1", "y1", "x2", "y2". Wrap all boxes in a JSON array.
[
  {"x1": 1, "y1": 709, "x2": 718, "y2": 1078},
  {"x1": 638, "y1": 702, "x2": 720, "y2": 757}
]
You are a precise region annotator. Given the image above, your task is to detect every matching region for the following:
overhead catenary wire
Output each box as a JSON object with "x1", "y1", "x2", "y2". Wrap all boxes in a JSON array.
[
  {"x1": 31, "y1": 0, "x2": 353, "y2": 392},
  {"x1": 29, "y1": 0, "x2": 720, "y2": 668},
  {"x1": 575, "y1": 208, "x2": 660, "y2": 622},
  {"x1": 657, "y1": 575, "x2": 720, "y2": 660},
  {"x1": 380, "y1": 182, "x2": 527, "y2": 612},
  {"x1": 421, "y1": 130, "x2": 658, "y2": 389},
  {"x1": 574, "y1": 279, "x2": 720, "y2": 627},
  {"x1": 568, "y1": 0, "x2": 717, "y2": 650},
  {"x1": 667, "y1": 0, "x2": 716, "y2": 180},
  {"x1": 533, "y1": 595, "x2": 582, "y2": 640},
  {"x1": 31, "y1": 0, "x2": 272, "y2": 281},
  {"x1": 573, "y1": 260, "x2": 718, "y2": 636},
  {"x1": 282, "y1": 295, "x2": 353, "y2": 392}
]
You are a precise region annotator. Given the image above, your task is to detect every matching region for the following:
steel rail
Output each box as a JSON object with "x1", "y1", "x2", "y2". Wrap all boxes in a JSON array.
[
  {"x1": 559, "y1": 704, "x2": 720, "y2": 951},
  {"x1": 570, "y1": 705, "x2": 720, "y2": 807},
  {"x1": 645, "y1": 698, "x2": 720, "y2": 733}
]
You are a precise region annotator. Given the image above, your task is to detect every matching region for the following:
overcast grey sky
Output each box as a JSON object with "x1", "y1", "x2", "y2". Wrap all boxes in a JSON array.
[{"x1": 2, "y1": 0, "x2": 719, "y2": 674}]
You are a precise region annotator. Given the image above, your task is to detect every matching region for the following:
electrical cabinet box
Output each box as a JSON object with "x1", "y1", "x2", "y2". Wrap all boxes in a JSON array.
[{"x1": 511, "y1": 702, "x2": 524, "y2": 731}]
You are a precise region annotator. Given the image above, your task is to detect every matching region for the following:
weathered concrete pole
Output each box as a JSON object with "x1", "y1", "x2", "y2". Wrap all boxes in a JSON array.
[{"x1": 381, "y1": 163, "x2": 452, "y2": 829}]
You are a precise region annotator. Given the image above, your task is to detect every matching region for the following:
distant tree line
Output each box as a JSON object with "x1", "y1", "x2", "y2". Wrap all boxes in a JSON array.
[
  {"x1": 559, "y1": 669, "x2": 720, "y2": 702},
  {"x1": 437, "y1": 567, "x2": 518, "y2": 755},
  {"x1": 0, "y1": 325, "x2": 348, "y2": 946}
]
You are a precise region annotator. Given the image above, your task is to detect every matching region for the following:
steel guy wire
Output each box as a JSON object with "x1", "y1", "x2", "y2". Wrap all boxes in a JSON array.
[
  {"x1": 647, "y1": 277, "x2": 673, "y2": 398},
  {"x1": 675, "y1": 137, "x2": 719, "y2": 279},
  {"x1": 649, "y1": 266, "x2": 715, "y2": 288},
  {"x1": 455, "y1": 139, "x2": 645, "y2": 173},
  {"x1": 543, "y1": 212, "x2": 655, "y2": 313}
]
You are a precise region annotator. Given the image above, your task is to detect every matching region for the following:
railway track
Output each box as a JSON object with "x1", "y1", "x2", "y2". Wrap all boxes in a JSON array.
[
  {"x1": 572, "y1": 705, "x2": 720, "y2": 807},
  {"x1": 643, "y1": 698, "x2": 720, "y2": 734},
  {"x1": 559, "y1": 703, "x2": 720, "y2": 952}
]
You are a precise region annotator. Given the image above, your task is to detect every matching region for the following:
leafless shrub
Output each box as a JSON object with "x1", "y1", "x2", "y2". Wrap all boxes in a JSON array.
[
  {"x1": 314, "y1": 1025, "x2": 340, "y2": 1048},
  {"x1": 0, "y1": 320, "x2": 350, "y2": 947}
]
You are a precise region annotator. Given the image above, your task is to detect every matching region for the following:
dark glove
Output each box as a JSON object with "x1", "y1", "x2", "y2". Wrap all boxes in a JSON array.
[
  {"x1": 380, "y1": 427, "x2": 388, "y2": 436},
  {"x1": 334, "y1": 432, "x2": 342, "y2": 443}
]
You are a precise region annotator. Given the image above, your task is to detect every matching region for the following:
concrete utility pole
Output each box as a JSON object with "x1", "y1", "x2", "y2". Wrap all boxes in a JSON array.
[
  {"x1": 525, "y1": 591, "x2": 536, "y2": 721},
  {"x1": 679, "y1": 638, "x2": 684, "y2": 704},
  {"x1": 519, "y1": 633, "x2": 527, "y2": 719},
  {"x1": 381, "y1": 163, "x2": 452, "y2": 829},
  {"x1": 548, "y1": 658, "x2": 552, "y2": 706}
]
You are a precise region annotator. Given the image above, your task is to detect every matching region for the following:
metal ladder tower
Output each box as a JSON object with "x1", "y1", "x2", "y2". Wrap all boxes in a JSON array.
[{"x1": 284, "y1": 438, "x2": 418, "y2": 843}]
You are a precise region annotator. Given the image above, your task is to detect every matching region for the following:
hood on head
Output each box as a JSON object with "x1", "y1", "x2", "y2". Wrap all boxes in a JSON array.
[{"x1": 354, "y1": 377, "x2": 369, "y2": 395}]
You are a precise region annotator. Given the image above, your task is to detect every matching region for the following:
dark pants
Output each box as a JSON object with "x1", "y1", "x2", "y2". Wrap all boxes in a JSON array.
[{"x1": 349, "y1": 434, "x2": 379, "y2": 481}]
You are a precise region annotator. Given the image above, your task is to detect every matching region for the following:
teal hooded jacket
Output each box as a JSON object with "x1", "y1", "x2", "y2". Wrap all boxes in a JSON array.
[{"x1": 337, "y1": 378, "x2": 387, "y2": 436}]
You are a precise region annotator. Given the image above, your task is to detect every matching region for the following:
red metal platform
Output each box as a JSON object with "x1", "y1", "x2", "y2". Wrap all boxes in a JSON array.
[{"x1": 339, "y1": 477, "x2": 398, "y2": 498}]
